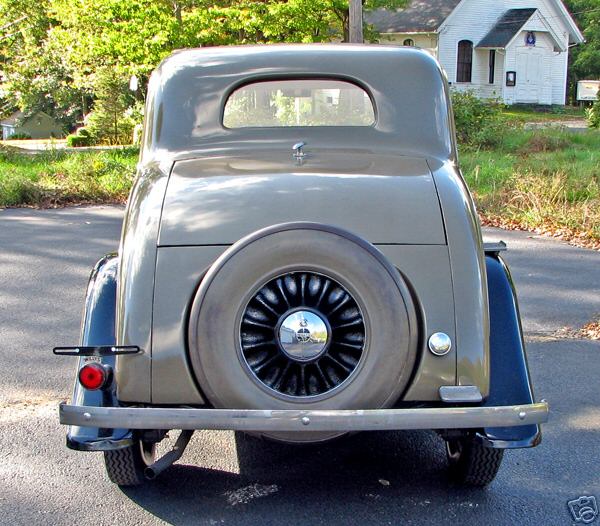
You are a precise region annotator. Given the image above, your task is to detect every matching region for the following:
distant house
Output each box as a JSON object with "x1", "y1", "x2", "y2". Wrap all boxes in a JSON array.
[
  {"x1": 0, "y1": 110, "x2": 64, "y2": 139},
  {"x1": 367, "y1": 0, "x2": 584, "y2": 105}
]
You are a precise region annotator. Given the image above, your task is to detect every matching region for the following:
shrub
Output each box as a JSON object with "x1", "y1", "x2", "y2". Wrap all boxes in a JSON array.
[
  {"x1": 451, "y1": 90, "x2": 508, "y2": 149},
  {"x1": 66, "y1": 133, "x2": 92, "y2": 147},
  {"x1": 76, "y1": 127, "x2": 91, "y2": 138},
  {"x1": 8, "y1": 132, "x2": 32, "y2": 140},
  {"x1": 66, "y1": 127, "x2": 96, "y2": 147},
  {"x1": 586, "y1": 93, "x2": 600, "y2": 129}
]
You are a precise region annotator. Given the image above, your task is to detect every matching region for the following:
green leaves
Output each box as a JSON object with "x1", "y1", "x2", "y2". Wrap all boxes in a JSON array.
[{"x1": 0, "y1": 0, "x2": 408, "y2": 129}]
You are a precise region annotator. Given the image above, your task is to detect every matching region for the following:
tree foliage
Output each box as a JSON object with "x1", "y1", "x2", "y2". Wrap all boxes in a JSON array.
[
  {"x1": 564, "y1": 0, "x2": 600, "y2": 98},
  {"x1": 0, "y1": 0, "x2": 406, "y2": 136}
]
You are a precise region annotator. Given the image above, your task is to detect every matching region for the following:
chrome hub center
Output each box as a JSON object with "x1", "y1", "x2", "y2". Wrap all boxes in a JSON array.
[
  {"x1": 278, "y1": 310, "x2": 329, "y2": 362},
  {"x1": 240, "y1": 271, "x2": 365, "y2": 397}
]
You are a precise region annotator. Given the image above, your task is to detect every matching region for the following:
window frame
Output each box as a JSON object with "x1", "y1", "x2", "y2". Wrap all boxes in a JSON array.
[
  {"x1": 488, "y1": 49, "x2": 496, "y2": 84},
  {"x1": 456, "y1": 40, "x2": 473, "y2": 83},
  {"x1": 221, "y1": 77, "x2": 377, "y2": 130}
]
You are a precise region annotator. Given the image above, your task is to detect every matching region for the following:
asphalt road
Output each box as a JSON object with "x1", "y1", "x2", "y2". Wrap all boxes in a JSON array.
[{"x1": 0, "y1": 206, "x2": 599, "y2": 525}]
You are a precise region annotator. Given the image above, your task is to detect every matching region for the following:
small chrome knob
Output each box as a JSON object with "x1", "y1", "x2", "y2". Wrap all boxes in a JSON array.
[
  {"x1": 292, "y1": 141, "x2": 306, "y2": 161},
  {"x1": 428, "y1": 332, "x2": 452, "y2": 356}
]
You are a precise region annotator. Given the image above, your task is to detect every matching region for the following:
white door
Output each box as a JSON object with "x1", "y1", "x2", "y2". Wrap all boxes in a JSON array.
[{"x1": 515, "y1": 47, "x2": 552, "y2": 104}]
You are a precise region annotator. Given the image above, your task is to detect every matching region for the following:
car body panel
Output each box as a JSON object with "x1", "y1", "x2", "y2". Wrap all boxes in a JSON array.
[
  {"x1": 159, "y1": 153, "x2": 445, "y2": 246},
  {"x1": 115, "y1": 162, "x2": 170, "y2": 402},
  {"x1": 66, "y1": 255, "x2": 134, "y2": 451},
  {"x1": 150, "y1": 244, "x2": 455, "y2": 404},
  {"x1": 110, "y1": 45, "x2": 485, "y2": 408},
  {"x1": 429, "y1": 159, "x2": 490, "y2": 397},
  {"x1": 141, "y1": 45, "x2": 453, "y2": 162}
]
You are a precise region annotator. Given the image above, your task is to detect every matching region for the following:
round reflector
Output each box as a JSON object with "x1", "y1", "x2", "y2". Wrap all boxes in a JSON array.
[{"x1": 78, "y1": 363, "x2": 107, "y2": 390}]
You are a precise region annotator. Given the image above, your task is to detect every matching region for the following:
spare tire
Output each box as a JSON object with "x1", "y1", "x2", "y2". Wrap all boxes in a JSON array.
[{"x1": 188, "y1": 223, "x2": 418, "y2": 442}]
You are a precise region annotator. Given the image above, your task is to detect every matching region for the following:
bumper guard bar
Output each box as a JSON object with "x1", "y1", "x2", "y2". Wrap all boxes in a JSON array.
[{"x1": 60, "y1": 401, "x2": 548, "y2": 432}]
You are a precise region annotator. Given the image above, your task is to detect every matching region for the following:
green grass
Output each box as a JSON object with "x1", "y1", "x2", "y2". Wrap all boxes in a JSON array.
[
  {"x1": 461, "y1": 128, "x2": 600, "y2": 243},
  {"x1": 1, "y1": 130, "x2": 598, "y2": 246},
  {"x1": 501, "y1": 105, "x2": 586, "y2": 123},
  {"x1": 0, "y1": 146, "x2": 138, "y2": 207}
]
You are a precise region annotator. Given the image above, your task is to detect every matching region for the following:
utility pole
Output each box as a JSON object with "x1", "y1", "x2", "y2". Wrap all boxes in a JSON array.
[{"x1": 348, "y1": 0, "x2": 363, "y2": 43}]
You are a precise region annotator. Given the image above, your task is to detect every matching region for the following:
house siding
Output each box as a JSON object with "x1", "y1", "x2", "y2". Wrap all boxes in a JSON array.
[
  {"x1": 435, "y1": 0, "x2": 573, "y2": 104},
  {"x1": 379, "y1": 33, "x2": 438, "y2": 56}
]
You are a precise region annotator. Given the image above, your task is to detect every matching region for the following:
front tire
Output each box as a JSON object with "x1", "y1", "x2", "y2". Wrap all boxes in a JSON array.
[
  {"x1": 446, "y1": 438, "x2": 504, "y2": 487},
  {"x1": 104, "y1": 440, "x2": 155, "y2": 486}
]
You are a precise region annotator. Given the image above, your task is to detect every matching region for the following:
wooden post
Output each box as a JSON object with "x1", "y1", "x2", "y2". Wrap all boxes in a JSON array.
[{"x1": 349, "y1": 0, "x2": 363, "y2": 43}]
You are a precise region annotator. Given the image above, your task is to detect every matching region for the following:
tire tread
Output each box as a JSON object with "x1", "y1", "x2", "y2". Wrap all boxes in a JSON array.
[
  {"x1": 104, "y1": 446, "x2": 146, "y2": 486},
  {"x1": 448, "y1": 439, "x2": 504, "y2": 487}
]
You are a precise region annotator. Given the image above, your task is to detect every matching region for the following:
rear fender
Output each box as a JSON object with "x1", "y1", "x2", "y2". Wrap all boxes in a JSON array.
[
  {"x1": 478, "y1": 252, "x2": 541, "y2": 448},
  {"x1": 66, "y1": 254, "x2": 134, "y2": 451}
]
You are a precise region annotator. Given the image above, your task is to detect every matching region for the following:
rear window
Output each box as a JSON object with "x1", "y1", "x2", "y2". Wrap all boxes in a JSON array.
[{"x1": 223, "y1": 79, "x2": 375, "y2": 128}]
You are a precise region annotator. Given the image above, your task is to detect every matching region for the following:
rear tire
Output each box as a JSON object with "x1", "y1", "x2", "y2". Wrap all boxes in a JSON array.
[
  {"x1": 104, "y1": 440, "x2": 155, "y2": 486},
  {"x1": 446, "y1": 438, "x2": 504, "y2": 487}
]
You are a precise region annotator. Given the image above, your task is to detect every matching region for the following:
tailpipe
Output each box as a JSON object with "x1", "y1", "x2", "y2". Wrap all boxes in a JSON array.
[{"x1": 144, "y1": 430, "x2": 194, "y2": 480}]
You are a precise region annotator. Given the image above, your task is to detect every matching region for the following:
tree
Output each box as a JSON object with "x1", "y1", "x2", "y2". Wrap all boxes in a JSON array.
[
  {"x1": 1, "y1": 0, "x2": 408, "y2": 130},
  {"x1": 0, "y1": 0, "x2": 85, "y2": 125},
  {"x1": 564, "y1": 0, "x2": 600, "y2": 101},
  {"x1": 85, "y1": 67, "x2": 135, "y2": 144}
]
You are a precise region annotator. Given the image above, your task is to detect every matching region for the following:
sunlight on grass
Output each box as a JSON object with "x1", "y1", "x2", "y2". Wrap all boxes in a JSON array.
[
  {"x1": 461, "y1": 129, "x2": 600, "y2": 244},
  {"x1": 0, "y1": 147, "x2": 138, "y2": 207}
]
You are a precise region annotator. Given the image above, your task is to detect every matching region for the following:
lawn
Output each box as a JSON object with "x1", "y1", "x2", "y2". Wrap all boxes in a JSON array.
[
  {"x1": 500, "y1": 105, "x2": 586, "y2": 123},
  {"x1": 460, "y1": 128, "x2": 600, "y2": 247},
  {"x1": 1, "y1": 130, "x2": 598, "y2": 249},
  {"x1": 0, "y1": 145, "x2": 138, "y2": 207}
]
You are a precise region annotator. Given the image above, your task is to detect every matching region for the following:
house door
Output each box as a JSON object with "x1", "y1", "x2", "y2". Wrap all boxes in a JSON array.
[{"x1": 515, "y1": 48, "x2": 551, "y2": 104}]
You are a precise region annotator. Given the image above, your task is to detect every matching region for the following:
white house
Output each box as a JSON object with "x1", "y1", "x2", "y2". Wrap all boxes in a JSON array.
[{"x1": 367, "y1": 0, "x2": 584, "y2": 105}]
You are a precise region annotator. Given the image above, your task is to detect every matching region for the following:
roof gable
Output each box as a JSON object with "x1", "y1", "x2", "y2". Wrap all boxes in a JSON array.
[
  {"x1": 368, "y1": 0, "x2": 583, "y2": 43},
  {"x1": 0, "y1": 110, "x2": 24, "y2": 127},
  {"x1": 0, "y1": 110, "x2": 57, "y2": 127},
  {"x1": 477, "y1": 8, "x2": 537, "y2": 48},
  {"x1": 366, "y1": 0, "x2": 462, "y2": 33}
]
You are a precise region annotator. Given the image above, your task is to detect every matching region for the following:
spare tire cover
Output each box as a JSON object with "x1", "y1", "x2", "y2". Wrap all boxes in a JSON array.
[{"x1": 188, "y1": 223, "x2": 418, "y2": 442}]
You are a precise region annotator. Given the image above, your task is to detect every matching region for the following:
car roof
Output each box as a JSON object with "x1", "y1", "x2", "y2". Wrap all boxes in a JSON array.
[{"x1": 143, "y1": 44, "x2": 454, "y2": 161}]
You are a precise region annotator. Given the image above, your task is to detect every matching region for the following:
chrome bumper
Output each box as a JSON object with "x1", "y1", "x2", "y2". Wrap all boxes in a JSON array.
[{"x1": 59, "y1": 401, "x2": 548, "y2": 432}]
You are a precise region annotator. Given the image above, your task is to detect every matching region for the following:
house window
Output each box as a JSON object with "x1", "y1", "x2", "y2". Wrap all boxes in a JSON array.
[
  {"x1": 403, "y1": 38, "x2": 415, "y2": 46},
  {"x1": 456, "y1": 40, "x2": 473, "y2": 83},
  {"x1": 488, "y1": 50, "x2": 496, "y2": 84}
]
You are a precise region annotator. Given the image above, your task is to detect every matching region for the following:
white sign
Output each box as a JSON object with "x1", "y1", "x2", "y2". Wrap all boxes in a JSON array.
[
  {"x1": 577, "y1": 80, "x2": 600, "y2": 101},
  {"x1": 129, "y1": 74, "x2": 139, "y2": 92}
]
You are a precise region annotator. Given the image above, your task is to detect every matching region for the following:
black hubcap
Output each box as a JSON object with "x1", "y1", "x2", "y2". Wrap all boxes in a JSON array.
[{"x1": 240, "y1": 272, "x2": 365, "y2": 397}]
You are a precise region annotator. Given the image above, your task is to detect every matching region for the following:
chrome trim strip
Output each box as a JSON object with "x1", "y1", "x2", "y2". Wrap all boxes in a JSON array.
[
  {"x1": 483, "y1": 241, "x2": 507, "y2": 254},
  {"x1": 439, "y1": 385, "x2": 483, "y2": 403},
  {"x1": 60, "y1": 402, "x2": 548, "y2": 432}
]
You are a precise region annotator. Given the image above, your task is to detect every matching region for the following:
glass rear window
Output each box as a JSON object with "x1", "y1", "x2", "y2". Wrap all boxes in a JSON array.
[{"x1": 223, "y1": 79, "x2": 375, "y2": 128}]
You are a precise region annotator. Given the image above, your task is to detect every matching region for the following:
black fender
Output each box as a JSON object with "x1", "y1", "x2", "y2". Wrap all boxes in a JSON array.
[
  {"x1": 478, "y1": 252, "x2": 542, "y2": 448},
  {"x1": 66, "y1": 254, "x2": 134, "y2": 451}
]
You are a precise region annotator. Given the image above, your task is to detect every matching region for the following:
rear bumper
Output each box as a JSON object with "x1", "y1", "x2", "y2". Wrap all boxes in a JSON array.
[{"x1": 60, "y1": 401, "x2": 548, "y2": 433}]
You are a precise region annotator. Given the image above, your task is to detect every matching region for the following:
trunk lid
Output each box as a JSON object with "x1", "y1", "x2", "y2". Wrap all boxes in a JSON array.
[{"x1": 158, "y1": 150, "x2": 445, "y2": 246}]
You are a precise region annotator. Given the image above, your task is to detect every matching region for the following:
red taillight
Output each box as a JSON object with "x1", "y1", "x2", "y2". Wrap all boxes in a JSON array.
[{"x1": 78, "y1": 363, "x2": 108, "y2": 390}]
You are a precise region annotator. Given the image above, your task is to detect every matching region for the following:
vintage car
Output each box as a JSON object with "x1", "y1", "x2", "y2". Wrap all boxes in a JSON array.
[{"x1": 55, "y1": 44, "x2": 548, "y2": 487}]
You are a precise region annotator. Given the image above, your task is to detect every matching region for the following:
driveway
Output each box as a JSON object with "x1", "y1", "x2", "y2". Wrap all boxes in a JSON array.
[{"x1": 0, "y1": 206, "x2": 598, "y2": 525}]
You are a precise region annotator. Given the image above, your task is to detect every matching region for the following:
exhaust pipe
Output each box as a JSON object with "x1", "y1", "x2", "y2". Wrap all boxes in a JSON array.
[{"x1": 144, "y1": 430, "x2": 194, "y2": 480}]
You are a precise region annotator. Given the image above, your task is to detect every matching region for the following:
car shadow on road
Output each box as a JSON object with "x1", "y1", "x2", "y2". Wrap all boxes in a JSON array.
[{"x1": 121, "y1": 430, "x2": 493, "y2": 525}]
